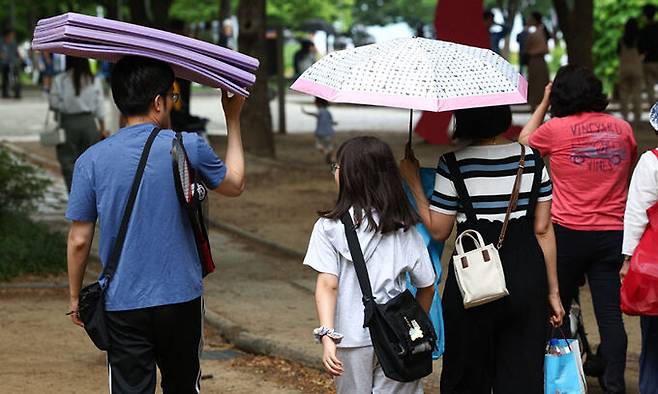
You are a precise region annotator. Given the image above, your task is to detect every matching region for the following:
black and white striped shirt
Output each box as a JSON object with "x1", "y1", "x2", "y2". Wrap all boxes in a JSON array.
[{"x1": 430, "y1": 143, "x2": 553, "y2": 222}]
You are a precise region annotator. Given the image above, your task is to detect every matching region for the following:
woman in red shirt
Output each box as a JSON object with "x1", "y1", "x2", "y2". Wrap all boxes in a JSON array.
[{"x1": 519, "y1": 65, "x2": 637, "y2": 394}]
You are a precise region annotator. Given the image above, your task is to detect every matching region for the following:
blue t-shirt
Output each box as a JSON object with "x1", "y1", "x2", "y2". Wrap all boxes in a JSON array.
[{"x1": 66, "y1": 123, "x2": 226, "y2": 311}]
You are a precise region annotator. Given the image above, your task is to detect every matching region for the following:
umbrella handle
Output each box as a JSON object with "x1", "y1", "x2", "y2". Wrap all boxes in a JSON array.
[
  {"x1": 408, "y1": 109, "x2": 413, "y2": 146},
  {"x1": 404, "y1": 141, "x2": 417, "y2": 162}
]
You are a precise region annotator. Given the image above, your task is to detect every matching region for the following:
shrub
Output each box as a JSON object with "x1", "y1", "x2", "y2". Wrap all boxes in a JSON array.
[
  {"x1": 0, "y1": 212, "x2": 67, "y2": 280},
  {"x1": 0, "y1": 146, "x2": 66, "y2": 280},
  {"x1": 0, "y1": 146, "x2": 50, "y2": 213}
]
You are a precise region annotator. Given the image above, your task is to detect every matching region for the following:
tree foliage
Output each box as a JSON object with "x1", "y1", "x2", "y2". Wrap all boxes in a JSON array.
[
  {"x1": 267, "y1": 0, "x2": 353, "y2": 28},
  {"x1": 593, "y1": 0, "x2": 658, "y2": 93},
  {"x1": 350, "y1": 0, "x2": 436, "y2": 27}
]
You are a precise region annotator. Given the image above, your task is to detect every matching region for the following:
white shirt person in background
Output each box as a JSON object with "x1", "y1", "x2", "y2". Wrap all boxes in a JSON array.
[
  {"x1": 620, "y1": 117, "x2": 658, "y2": 393},
  {"x1": 49, "y1": 55, "x2": 106, "y2": 192}
]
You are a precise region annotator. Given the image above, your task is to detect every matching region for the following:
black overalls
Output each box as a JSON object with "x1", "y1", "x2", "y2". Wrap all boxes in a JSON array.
[{"x1": 439, "y1": 148, "x2": 549, "y2": 394}]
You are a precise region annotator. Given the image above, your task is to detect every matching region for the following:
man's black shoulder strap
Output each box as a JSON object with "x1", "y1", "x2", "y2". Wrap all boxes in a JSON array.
[
  {"x1": 102, "y1": 127, "x2": 161, "y2": 283},
  {"x1": 340, "y1": 212, "x2": 375, "y2": 304}
]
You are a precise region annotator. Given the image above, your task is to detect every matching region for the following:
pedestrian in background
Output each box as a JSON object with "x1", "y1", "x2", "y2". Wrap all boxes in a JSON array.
[
  {"x1": 1, "y1": 28, "x2": 21, "y2": 99},
  {"x1": 621, "y1": 113, "x2": 658, "y2": 394},
  {"x1": 40, "y1": 51, "x2": 55, "y2": 93},
  {"x1": 516, "y1": 17, "x2": 529, "y2": 76},
  {"x1": 525, "y1": 12, "x2": 550, "y2": 111},
  {"x1": 302, "y1": 97, "x2": 337, "y2": 164},
  {"x1": 49, "y1": 55, "x2": 106, "y2": 192},
  {"x1": 618, "y1": 18, "x2": 645, "y2": 126},
  {"x1": 640, "y1": 4, "x2": 658, "y2": 106},
  {"x1": 401, "y1": 105, "x2": 564, "y2": 393},
  {"x1": 483, "y1": 10, "x2": 509, "y2": 56},
  {"x1": 294, "y1": 39, "x2": 317, "y2": 77},
  {"x1": 305, "y1": 136, "x2": 435, "y2": 394},
  {"x1": 519, "y1": 66, "x2": 637, "y2": 394}
]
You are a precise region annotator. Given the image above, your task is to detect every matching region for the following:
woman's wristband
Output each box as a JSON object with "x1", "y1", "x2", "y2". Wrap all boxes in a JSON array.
[{"x1": 313, "y1": 326, "x2": 343, "y2": 344}]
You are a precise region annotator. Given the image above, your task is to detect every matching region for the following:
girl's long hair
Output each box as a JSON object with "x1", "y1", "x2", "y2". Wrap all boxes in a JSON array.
[
  {"x1": 65, "y1": 56, "x2": 93, "y2": 96},
  {"x1": 320, "y1": 136, "x2": 420, "y2": 234}
]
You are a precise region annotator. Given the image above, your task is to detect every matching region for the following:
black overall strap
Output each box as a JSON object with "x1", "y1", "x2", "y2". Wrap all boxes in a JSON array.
[
  {"x1": 444, "y1": 152, "x2": 478, "y2": 223},
  {"x1": 102, "y1": 127, "x2": 162, "y2": 283},
  {"x1": 340, "y1": 212, "x2": 375, "y2": 304},
  {"x1": 525, "y1": 148, "x2": 544, "y2": 219}
]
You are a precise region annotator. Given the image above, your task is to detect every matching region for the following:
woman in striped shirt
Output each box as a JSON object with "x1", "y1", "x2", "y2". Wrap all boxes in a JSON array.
[{"x1": 400, "y1": 105, "x2": 564, "y2": 393}]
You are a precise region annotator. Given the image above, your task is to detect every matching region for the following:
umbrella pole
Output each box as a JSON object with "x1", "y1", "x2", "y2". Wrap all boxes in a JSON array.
[{"x1": 408, "y1": 109, "x2": 413, "y2": 146}]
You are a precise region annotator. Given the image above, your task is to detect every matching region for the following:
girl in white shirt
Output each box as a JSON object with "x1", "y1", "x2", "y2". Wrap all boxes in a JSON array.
[
  {"x1": 49, "y1": 55, "x2": 106, "y2": 192},
  {"x1": 304, "y1": 136, "x2": 436, "y2": 394},
  {"x1": 621, "y1": 132, "x2": 658, "y2": 392}
]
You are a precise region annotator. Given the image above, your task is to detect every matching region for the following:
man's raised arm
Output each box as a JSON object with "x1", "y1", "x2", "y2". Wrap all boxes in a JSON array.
[{"x1": 215, "y1": 91, "x2": 246, "y2": 197}]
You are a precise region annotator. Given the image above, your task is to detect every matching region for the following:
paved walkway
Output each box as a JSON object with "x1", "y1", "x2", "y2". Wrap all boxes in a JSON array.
[
  {"x1": 1, "y1": 89, "x2": 651, "y2": 143},
  {"x1": 1, "y1": 90, "x2": 532, "y2": 142}
]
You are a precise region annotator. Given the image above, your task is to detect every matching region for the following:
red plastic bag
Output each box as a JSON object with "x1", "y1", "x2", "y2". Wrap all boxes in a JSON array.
[{"x1": 621, "y1": 190, "x2": 658, "y2": 316}]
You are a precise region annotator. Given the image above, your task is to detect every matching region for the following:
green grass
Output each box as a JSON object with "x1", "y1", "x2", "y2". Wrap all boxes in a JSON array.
[{"x1": 0, "y1": 211, "x2": 67, "y2": 281}]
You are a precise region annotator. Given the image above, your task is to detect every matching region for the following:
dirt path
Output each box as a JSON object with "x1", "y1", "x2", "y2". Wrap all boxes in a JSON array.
[{"x1": 0, "y1": 286, "x2": 333, "y2": 394}]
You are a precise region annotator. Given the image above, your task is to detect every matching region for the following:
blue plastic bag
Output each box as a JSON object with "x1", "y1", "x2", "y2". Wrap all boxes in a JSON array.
[
  {"x1": 544, "y1": 338, "x2": 587, "y2": 394},
  {"x1": 404, "y1": 168, "x2": 445, "y2": 359}
]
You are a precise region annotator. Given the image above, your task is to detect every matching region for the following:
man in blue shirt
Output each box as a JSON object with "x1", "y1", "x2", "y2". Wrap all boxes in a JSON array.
[{"x1": 65, "y1": 56, "x2": 246, "y2": 393}]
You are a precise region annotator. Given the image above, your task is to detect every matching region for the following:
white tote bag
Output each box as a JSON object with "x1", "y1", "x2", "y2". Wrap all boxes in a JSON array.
[
  {"x1": 39, "y1": 110, "x2": 66, "y2": 147},
  {"x1": 452, "y1": 229, "x2": 509, "y2": 308},
  {"x1": 452, "y1": 144, "x2": 526, "y2": 308}
]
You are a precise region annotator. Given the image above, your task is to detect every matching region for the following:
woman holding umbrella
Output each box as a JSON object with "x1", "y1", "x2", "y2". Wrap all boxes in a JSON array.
[{"x1": 400, "y1": 104, "x2": 564, "y2": 393}]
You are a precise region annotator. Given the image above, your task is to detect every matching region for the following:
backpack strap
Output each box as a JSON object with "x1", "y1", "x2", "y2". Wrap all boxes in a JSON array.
[
  {"x1": 102, "y1": 127, "x2": 161, "y2": 284},
  {"x1": 444, "y1": 152, "x2": 478, "y2": 223}
]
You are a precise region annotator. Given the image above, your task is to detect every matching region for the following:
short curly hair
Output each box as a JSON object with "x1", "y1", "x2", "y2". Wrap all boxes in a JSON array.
[{"x1": 549, "y1": 65, "x2": 608, "y2": 118}]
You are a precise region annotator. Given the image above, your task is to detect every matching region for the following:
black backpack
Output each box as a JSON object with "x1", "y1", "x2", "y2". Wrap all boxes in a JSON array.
[{"x1": 341, "y1": 212, "x2": 436, "y2": 382}]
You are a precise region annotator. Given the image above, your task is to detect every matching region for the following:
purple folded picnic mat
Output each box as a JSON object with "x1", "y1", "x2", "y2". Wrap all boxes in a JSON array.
[{"x1": 32, "y1": 12, "x2": 259, "y2": 95}]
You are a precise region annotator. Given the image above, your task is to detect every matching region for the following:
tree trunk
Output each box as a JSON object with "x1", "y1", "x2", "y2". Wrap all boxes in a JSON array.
[
  {"x1": 237, "y1": 0, "x2": 275, "y2": 157},
  {"x1": 102, "y1": 0, "x2": 120, "y2": 20},
  {"x1": 219, "y1": 0, "x2": 232, "y2": 22},
  {"x1": 553, "y1": 0, "x2": 593, "y2": 69},
  {"x1": 504, "y1": 0, "x2": 519, "y2": 59},
  {"x1": 150, "y1": 0, "x2": 174, "y2": 30},
  {"x1": 129, "y1": 0, "x2": 150, "y2": 26}
]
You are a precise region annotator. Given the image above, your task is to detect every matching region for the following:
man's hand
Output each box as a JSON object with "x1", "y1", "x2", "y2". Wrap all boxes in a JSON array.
[
  {"x1": 69, "y1": 297, "x2": 83, "y2": 327},
  {"x1": 221, "y1": 90, "x2": 245, "y2": 122}
]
